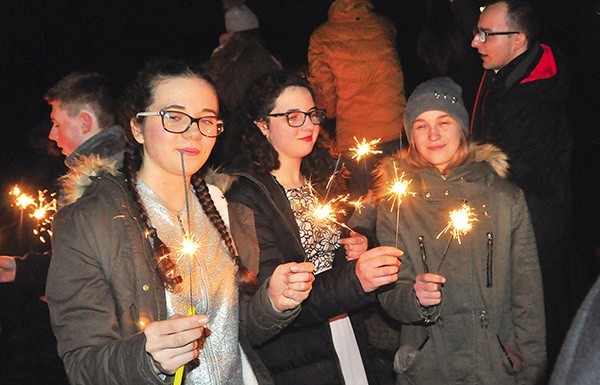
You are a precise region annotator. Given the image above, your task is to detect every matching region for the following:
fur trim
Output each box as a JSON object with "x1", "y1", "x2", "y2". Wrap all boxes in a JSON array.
[
  {"x1": 372, "y1": 143, "x2": 509, "y2": 201},
  {"x1": 58, "y1": 154, "x2": 120, "y2": 207},
  {"x1": 206, "y1": 167, "x2": 238, "y2": 194},
  {"x1": 469, "y1": 143, "x2": 509, "y2": 178}
]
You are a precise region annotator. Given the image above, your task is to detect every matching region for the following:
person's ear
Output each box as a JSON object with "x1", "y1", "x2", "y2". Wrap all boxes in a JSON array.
[
  {"x1": 514, "y1": 32, "x2": 528, "y2": 51},
  {"x1": 254, "y1": 119, "x2": 270, "y2": 139},
  {"x1": 130, "y1": 117, "x2": 144, "y2": 144},
  {"x1": 78, "y1": 111, "x2": 94, "y2": 134}
]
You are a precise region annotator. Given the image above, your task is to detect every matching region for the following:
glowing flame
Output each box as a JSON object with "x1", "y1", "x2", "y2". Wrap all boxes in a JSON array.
[
  {"x1": 386, "y1": 164, "x2": 415, "y2": 212},
  {"x1": 348, "y1": 196, "x2": 365, "y2": 213},
  {"x1": 436, "y1": 202, "x2": 478, "y2": 244},
  {"x1": 9, "y1": 185, "x2": 35, "y2": 209},
  {"x1": 348, "y1": 136, "x2": 382, "y2": 161},
  {"x1": 177, "y1": 232, "x2": 201, "y2": 261}
]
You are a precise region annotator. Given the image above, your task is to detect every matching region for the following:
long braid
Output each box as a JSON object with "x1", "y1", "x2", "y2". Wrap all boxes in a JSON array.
[
  {"x1": 123, "y1": 140, "x2": 182, "y2": 290},
  {"x1": 191, "y1": 173, "x2": 259, "y2": 295}
]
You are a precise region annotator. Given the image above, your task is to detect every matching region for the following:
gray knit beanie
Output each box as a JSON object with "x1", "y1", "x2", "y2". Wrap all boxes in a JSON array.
[
  {"x1": 404, "y1": 77, "x2": 469, "y2": 140},
  {"x1": 225, "y1": 4, "x2": 259, "y2": 32}
]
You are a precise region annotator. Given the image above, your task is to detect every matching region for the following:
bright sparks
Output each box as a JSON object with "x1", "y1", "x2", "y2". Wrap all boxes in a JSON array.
[
  {"x1": 177, "y1": 233, "x2": 201, "y2": 261},
  {"x1": 386, "y1": 164, "x2": 415, "y2": 212},
  {"x1": 9, "y1": 185, "x2": 35, "y2": 209},
  {"x1": 436, "y1": 202, "x2": 478, "y2": 244},
  {"x1": 348, "y1": 136, "x2": 382, "y2": 161},
  {"x1": 30, "y1": 190, "x2": 57, "y2": 243}
]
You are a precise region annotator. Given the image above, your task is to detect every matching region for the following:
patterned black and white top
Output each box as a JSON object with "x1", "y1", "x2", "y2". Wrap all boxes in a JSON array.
[{"x1": 285, "y1": 184, "x2": 341, "y2": 275}]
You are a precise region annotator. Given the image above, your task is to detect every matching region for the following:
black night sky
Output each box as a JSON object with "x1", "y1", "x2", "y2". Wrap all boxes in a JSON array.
[{"x1": 0, "y1": 0, "x2": 598, "y2": 254}]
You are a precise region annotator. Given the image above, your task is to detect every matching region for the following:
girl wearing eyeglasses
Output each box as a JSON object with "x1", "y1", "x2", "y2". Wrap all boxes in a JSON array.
[
  {"x1": 222, "y1": 71, "x2": 403, "y2": 385},
  {"x1": 46, "y1": 61, "x2": 315, "y2": 385}
]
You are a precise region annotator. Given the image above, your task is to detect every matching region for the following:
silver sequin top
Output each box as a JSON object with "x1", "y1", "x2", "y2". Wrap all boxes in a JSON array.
[{"x1": 138, "y1": 180, "x2": 243, "y2": 384}]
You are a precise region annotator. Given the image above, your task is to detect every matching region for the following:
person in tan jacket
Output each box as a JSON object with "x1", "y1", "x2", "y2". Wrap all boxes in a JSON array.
[{"x1": 308, "y1": 0, "x2": 406, "y2": 198}]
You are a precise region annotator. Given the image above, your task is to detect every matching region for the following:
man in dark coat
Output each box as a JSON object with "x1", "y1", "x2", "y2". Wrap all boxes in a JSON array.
[{"x1": 470, "y1": 0, "x2": 579, "y2": 374}]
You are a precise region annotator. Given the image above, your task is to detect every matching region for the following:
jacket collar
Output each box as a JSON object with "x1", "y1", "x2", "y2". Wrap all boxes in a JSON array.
[
  {"x1": 64, "y1": 125, "x2": 125, "y2": 169},
  {"x1": 373, "y1": 143, "x2": 509, "y2": 202},
  {"x1": 58, "y1": 154, "x2": 121, "y2": 207}
]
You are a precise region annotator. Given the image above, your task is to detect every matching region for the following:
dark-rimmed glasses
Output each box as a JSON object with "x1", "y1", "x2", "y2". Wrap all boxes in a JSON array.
[
  {"x1": 472, "y1": 28, "x2": 520, "y2": 43},
  {"x1": 267, "y1": 109, "x2": 326, "y2": 127},
  {"x1": 136, "y1": 110, "x2": 224, "y2": 137}
]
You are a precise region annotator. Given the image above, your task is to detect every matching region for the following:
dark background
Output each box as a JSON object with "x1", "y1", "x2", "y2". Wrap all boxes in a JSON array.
[
  {"x1": 0, "y1": 1, "x2": 598, "y2": 384},
  {"x1": 0, "y1": 0, "x2": 597, "y2": 259}
]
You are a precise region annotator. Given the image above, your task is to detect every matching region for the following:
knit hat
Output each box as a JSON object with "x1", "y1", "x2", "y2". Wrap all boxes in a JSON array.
[
  {"x1": 225, "y1": 4, "x2": 259, "y2": 32},
  {"x1": 404, "y1": 77, "x2": 469, "y2": 139}
]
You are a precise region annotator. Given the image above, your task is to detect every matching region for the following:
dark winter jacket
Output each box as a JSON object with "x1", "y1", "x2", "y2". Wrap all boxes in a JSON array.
[
  {"x1": 375, "y1": 144, "x2": 546, "y2": 385},
  {"x1": 46, "y1": 157, "x2": 299, "y2": 385},
  {"x1": 469, "y1": 43, "x2": 572, "y2": 273},
  {"x1": 222, "y1": 165, "x2": 378, "y2": 385}
]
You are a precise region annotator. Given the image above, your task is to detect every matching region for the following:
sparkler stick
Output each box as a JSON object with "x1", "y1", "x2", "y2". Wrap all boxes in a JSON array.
[
  {"x1": 173, "y1": 151, "x2": 197, "y2": 385},
  {"x1": 385, "y1": 162, "x2": 415, "y2": 247},
  {"x1": 418, "y1": 235, "x2": 429, "y2": 273},
  {"x1": 324, "y1": 153, "x2": 343, "y2": 200}
]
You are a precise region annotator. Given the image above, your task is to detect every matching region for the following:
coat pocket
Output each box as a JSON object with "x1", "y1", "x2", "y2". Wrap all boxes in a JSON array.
[{"x1": 496, "y1": 335, "x2": 523, "y2": 374}]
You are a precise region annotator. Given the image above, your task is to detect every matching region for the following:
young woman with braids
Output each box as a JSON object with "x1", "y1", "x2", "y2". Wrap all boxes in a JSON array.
[
  {"x1": 222, "y1": 71, "x2": 403, "y2": 385},
  {"x1": 46, "y1": 61, "x2": 315, "y2": 385}
]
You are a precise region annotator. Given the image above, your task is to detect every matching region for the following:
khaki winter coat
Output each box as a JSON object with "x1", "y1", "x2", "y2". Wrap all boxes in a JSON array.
[
  {"x1": 375, "y1": 144, "x2": 546, "y2": 385},
  {"x1": 46, "y1": 157, "x2": 299, "y2": 385}
]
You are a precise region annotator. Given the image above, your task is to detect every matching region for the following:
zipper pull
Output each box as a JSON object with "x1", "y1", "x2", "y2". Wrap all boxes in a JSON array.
[
  {"x1": 486, "y1": 232, "x2": 493, "y2": 287},
  {"x1": 480, "y1": 310, "x2": 489, "y2": 329}
]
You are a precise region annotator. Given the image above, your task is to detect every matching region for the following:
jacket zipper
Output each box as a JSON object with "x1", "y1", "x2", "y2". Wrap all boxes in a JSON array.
[{"x1": 486, "y1": 232, "x2": 493, "y2": 287}]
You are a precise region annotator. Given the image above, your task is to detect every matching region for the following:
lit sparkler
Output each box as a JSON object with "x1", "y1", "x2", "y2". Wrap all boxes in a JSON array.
[
  {"x1": 9, "y1": 185, "x2": 35, "y2": 209},
  {"x1": 435, "y1": 201, "x2": 478, "y2": 273},
  {"x1": 309, "y1": 193, "x2": 351, "y2": 232},
  {"x1": 30, "y1": 189, "x2": 57, "y2": 243},
  {"x1": 436, "y1": 202, "x2": 478, "y2": 244},
  {"x1": 348, "y1": 136, "x2": 382, "y2": 161},
  {"x1": 385, "y1": 162, "x2": 415, "y2": 247},
  {"x1": 173, "y1": 152, "x2": 208, "y2": 385},
  {"x1": 385, "y1": 163, "x2": 415, "y2": 212}
]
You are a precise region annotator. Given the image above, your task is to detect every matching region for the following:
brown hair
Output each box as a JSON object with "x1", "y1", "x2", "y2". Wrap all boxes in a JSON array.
[{"x1": 122, "y1": 60, "x2": 259, "y2": 295}]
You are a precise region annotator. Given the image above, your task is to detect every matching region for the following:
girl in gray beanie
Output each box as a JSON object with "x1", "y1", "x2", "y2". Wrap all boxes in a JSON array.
[{"x1": 369, "y1": 76, "x2": 547, "y2": 384}]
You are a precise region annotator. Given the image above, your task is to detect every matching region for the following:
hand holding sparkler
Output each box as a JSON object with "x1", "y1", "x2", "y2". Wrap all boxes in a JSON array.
[
  {"x1": 355, "y1": 246, "x2": 403, "y2": 292},
  {"x1": 414, "y1": 273, "x2": 446, "y2": 308},
  {"x1": 269, "y1": 262, "x2": 316, "y2": 312},
  {"x1": 144, "y1": 314, "x2": 210, "y2": 376},
  {"x1": 339, "y1": 230, "x2": 369, "y2": 261}
]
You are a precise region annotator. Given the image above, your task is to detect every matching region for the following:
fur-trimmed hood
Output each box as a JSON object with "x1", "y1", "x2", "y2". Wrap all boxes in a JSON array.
[
  {"x1": 57, "y1": 155, "x2": 234, "y2": 209},
  {"x1": 58, "y1": 154, "x2": 120, "y2": 208},
  {"x1": 373, "y1": 143, "x2": 509, "y2": 201}
]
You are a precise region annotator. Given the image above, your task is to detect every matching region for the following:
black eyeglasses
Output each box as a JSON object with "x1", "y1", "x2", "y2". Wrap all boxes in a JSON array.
[
  {"x1": 136, "y1": 110, "x2": 224, "y2": 137},
  {"x1": 267, "y1": 109, "x2": 326, "y2": 127},
  {"x1": 472, "y1": 28, "x2": 520, "y2": 43}
]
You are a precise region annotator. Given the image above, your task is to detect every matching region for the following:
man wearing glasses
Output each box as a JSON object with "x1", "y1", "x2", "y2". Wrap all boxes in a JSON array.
[{"x1": 470, "y1": 0, "x2": 578, "y2": 377}]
